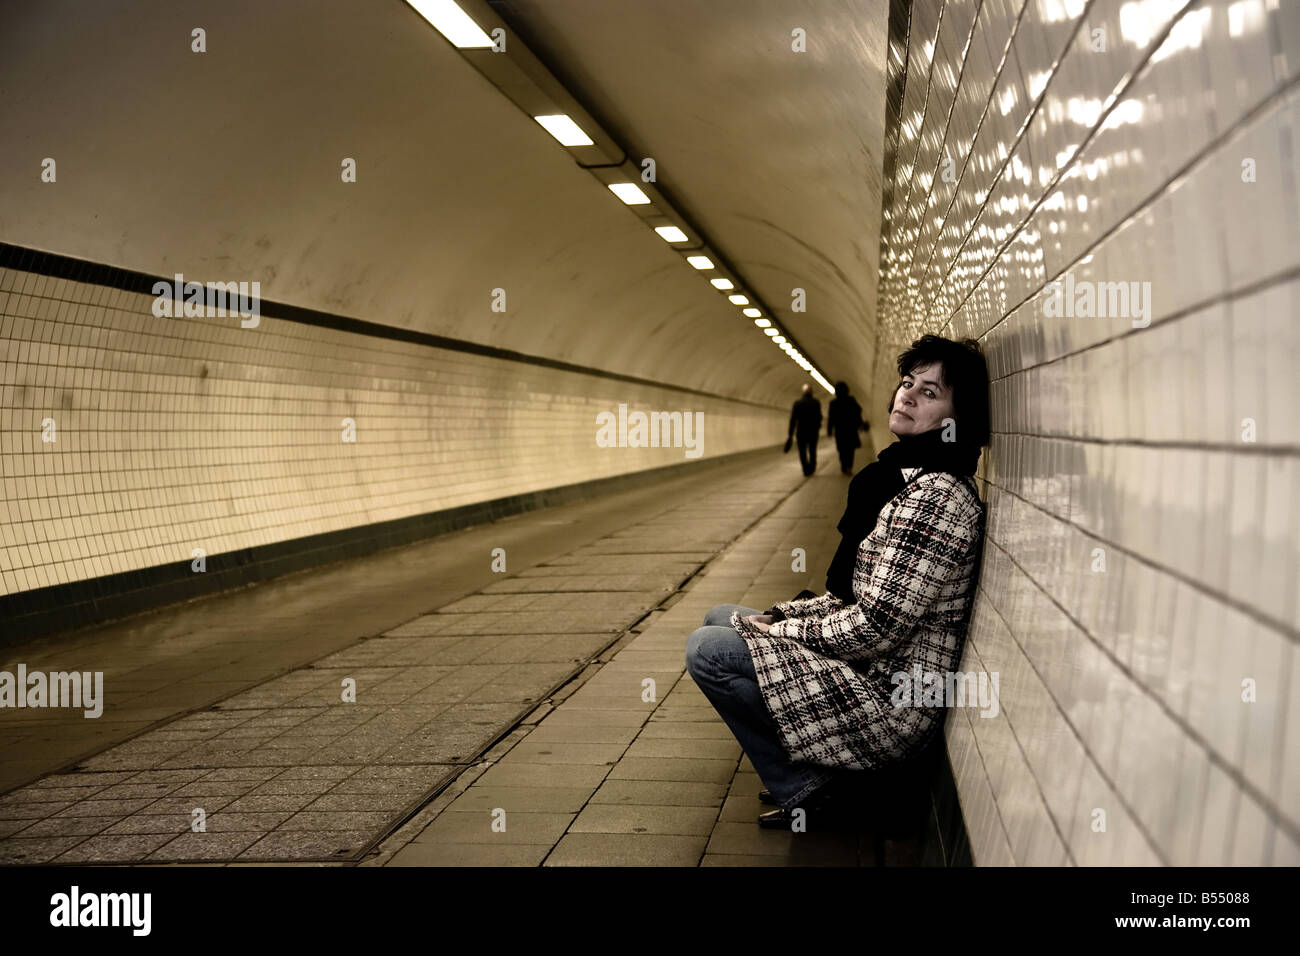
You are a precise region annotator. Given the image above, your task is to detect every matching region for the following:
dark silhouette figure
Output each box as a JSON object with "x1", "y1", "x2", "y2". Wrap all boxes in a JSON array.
[
  {"x1": 827, "y1": 382, "x2": 868, "y2": 475},
  {"x1": 787, "y1": 384, "x2": 822, "y2": 477}
]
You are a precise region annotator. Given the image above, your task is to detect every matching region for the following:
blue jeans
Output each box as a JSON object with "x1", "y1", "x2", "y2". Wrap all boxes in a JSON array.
[{"x1": 685, "y1": 603, "x2": 839, "y2": 810}]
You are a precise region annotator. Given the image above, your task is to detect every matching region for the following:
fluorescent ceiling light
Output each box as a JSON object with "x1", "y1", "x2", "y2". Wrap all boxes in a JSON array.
[
  {"x1": 534, "y1": 114, "x2": 593, "y2": 146},
  {"x1": 773, "y1": 336, "x2": 787, "y2": 344},
  {"x1": 764, "y1": 328, "x2": 779, "y2": 336},
  {"x1": 710, "y1": 278, "x2": 734, "y2": 290},
  {"x1": 728, "y1": 295, "x2": 749, "y2": 306},
  {"x1": 742, "y1": 308, "x2": 761, "y2": 318},
  {"x1": 655, "y1": 225, "x2": 688, "y2": 242},
  {"x1": 407, "y1": 0, "x2": 494, "y2": 47},
  {"x1": 608, "y1": 183, "x2": 650, "y2": 205},
  {"x1": 687, "y1": 256, "x2": 714, "y2": 270},
  {"x1": 754, "y1": 318, "x2": 771, "y2": 328}
]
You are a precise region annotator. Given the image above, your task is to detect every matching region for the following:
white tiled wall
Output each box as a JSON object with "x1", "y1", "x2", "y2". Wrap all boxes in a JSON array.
[
  {"x1": 877, "y1": 0, "x2": 1298, "y2": 865},
  {"x1": 0, "y1": 270, "x2": 784, "y2": 597}
]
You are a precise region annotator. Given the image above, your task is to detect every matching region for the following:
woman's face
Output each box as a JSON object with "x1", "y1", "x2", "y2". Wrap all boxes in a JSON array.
[{"x1": 889, "y1": 362, "x2": 956, "y2": 437}]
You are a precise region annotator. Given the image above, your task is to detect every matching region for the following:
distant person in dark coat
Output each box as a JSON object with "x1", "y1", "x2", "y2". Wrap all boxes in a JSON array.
[
  {"x1": 827, "y1": 382, "x2": 868, "y2": 475},
  {"x1": 786, "y1": 384, "x2": 822, "y2": 477}
]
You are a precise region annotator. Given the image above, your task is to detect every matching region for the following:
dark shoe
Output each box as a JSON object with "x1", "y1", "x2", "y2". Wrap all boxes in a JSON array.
[
  {"x1": 757, "y1": 806, "x2": 798, "y2": 829},
  {"x1": 756, "y1": 781, "x2": 860, "y2": 828},
  {"x1": 758, "y1": 789, "x2": 778, "y2": 806}
]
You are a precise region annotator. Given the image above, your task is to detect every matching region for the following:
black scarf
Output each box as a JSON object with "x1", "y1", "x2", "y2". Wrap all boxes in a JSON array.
[{"x1": 824, "y1": 428, "x2": 981, "y2": 603}]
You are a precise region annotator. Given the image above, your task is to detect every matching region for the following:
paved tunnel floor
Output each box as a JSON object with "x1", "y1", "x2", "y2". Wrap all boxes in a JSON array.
[{"x1": 0, "y1": 450, "x2": 907, "y2": 866}]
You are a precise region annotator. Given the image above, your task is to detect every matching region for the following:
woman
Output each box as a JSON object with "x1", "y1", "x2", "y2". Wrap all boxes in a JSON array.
[{"x1": 685, "y1": 335, "x2": 989, "y2": 828}]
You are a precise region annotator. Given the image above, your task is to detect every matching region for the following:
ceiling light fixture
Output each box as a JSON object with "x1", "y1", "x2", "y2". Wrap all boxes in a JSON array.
[
  {"x1": 406, "y1": 0, "x2": 494, "y2": 47},
  {"x1": 533, "y1": 114, "x2": 593, "y2": 146},
  {"x1": 607, "y1": 183, "x2": 651, "y2": 205}
]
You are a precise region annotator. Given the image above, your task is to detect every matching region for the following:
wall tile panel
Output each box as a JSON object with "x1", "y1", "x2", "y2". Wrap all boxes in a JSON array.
[{"x1": 880, "y1": 0, "x2": 1298, "y2": 864}]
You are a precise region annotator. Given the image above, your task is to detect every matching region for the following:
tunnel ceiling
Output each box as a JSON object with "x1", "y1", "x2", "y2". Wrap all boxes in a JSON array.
[
  {"x1": 492, "y1": 0, "x2": 890, "y2": 400},
  {"x1": 0, "y1": 0, "x2": 888, "y2": 407}
]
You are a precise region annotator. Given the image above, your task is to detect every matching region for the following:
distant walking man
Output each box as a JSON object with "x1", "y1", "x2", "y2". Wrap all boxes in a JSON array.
[
  {"x1": 786, "y1": 384, "x2": 823, "y2": 477},
  {"x1": 827, "y1": 381, "x2": 869, "y2": 475}
]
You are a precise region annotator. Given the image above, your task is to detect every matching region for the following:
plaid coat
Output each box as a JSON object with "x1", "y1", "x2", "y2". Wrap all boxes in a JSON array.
[{"x1": 730, "y1": 470, "x2": 984, "y2": 771}]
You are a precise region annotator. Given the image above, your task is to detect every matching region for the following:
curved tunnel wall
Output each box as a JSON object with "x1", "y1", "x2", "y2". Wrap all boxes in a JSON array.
[
  {"x1": 877, "y1": 0, "x2": 1298, "y2": 864},
  {"x1": 0, "y1": 255, "x2": 784, "y2": 627},
  {"x1": 0, "y1": 0, "x2": 820, "y2": 406}
]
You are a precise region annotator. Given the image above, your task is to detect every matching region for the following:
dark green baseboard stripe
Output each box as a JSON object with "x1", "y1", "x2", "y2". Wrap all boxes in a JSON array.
[{"x1": 0, "y1": 446, "x2": 777, "y2": 645}]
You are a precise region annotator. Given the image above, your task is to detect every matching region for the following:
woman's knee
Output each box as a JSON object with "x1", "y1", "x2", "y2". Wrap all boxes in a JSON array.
[
  {"x1": 685, "y1": 625, "x2": 750, "y2": 679},
  {"x1": 686, "y1": 625, "x2": 732, "y2": 673},
  {"x1": 703, "y1": 603, "x2": 737, "y2": 628}
]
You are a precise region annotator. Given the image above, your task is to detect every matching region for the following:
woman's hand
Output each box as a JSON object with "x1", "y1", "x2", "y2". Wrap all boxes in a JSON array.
[{"x1": 746, "y1": 614, "x2": 774, "y2": 633}]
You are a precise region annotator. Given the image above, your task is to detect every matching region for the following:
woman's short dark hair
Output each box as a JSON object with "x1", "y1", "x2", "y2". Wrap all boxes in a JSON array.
[{"x1": 891, "y1": 335, "x2": 991, "y2": 447}]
